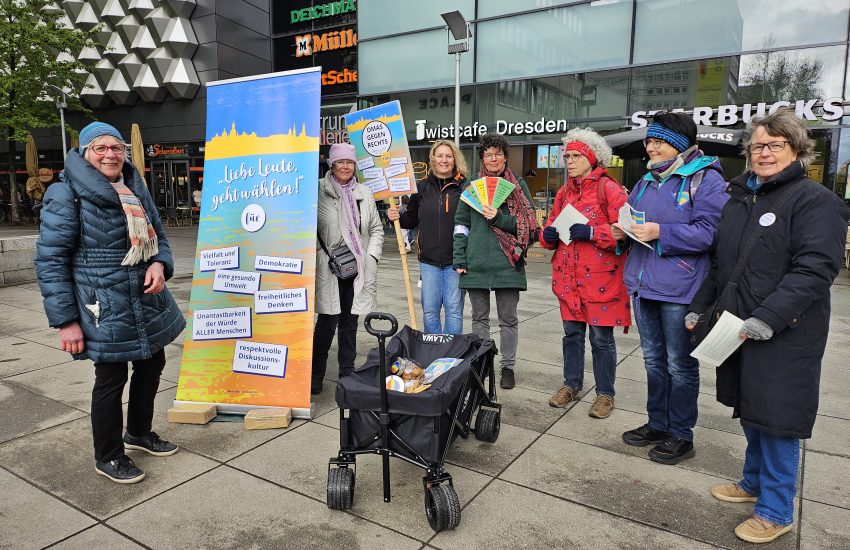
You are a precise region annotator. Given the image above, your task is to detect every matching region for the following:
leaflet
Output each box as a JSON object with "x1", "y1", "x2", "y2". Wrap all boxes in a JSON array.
[
  {"x1": 615, "y1": 204, "x2": 654, "y2": 249},
  {"x1": 548, "y1": 204, "x2": 588, "y2": 245},
  {"x1": 690, "y1": 311, "x2": 746, "y2": 367}
]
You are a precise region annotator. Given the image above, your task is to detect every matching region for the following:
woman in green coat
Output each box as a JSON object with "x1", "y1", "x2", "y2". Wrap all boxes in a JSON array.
[{"x1": 453, "y1": 133, "x2": 539, "y2": 389}]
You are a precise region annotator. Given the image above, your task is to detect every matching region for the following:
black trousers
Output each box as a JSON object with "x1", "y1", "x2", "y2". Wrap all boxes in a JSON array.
[
  {"x1": 312, "y1": 276, "x2": 358, "y2": 384},
  {"x1": 91, "y1": 349, "x2": 166, "y2": 462}
]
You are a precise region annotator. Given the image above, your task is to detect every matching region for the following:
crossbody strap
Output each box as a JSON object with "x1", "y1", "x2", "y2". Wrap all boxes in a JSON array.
[
  {"x1": 317, "y1": 232, "x2": 330, "y2": 256},
  {"x1": 726, "y1": 179, "x2": 801, "y2": 285}
]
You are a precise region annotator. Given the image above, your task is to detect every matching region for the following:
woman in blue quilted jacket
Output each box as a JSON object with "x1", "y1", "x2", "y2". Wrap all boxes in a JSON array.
[{"x1": 35, "y1": 122, "x2": 185, "y2": 484}]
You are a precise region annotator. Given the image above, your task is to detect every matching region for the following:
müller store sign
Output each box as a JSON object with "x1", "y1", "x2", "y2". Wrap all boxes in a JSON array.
[{"x1": 411, "y1": 97, "x2": 848, "y2": 141}]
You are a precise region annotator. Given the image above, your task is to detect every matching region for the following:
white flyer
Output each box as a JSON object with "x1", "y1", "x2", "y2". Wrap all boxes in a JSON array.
[
  {"x1": 690, "y1": 311, "x2": 746, "y2": 367},
  {"x1": 357, "y1": 156, "x2": 375, "y2": 170},
  {"x1": 365, "y1": 178, "x2": 389, "y2": 194},
  {"x1": 615, "y1": 204, "x2": 654, "y2": 249},
  {"x1": 232, "y1": 340, "x2": 288, "y2": 378},
  {"x1": 548, "y1": 204, "x2": 588, "y2": 245},
  {"x1": 362, "y1": 167, "x2": 384, "y2": 180}
]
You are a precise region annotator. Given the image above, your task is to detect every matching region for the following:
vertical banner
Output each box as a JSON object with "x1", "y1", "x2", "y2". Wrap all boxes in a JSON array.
[
  {"x1": 344, "y1": 100, "x2": 416, "y2": 198},
  {"x1": 175, "y1": 68, "x2": 321, "y2": 417}
]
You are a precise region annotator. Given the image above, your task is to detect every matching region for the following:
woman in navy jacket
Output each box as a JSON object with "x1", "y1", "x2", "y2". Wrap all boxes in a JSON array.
[{"x1": 36, "y1": 122, "x2": 185, "y2": 484}]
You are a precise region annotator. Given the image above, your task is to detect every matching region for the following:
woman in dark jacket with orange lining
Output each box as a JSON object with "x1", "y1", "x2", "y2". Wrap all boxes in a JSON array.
[{"x1": 388, "y1": 139, "x2": 468, "y2": 335}]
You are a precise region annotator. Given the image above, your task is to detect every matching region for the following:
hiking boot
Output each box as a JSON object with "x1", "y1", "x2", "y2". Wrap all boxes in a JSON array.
[
  {"x1": 735, "y1": 515, "x2": 793, "y2": 544},
  {"x1": 123, "y1": 431, "x2": 178, "y2": 457},
  {"x1": 711, "y1": 482, "x2": 758, "y2": 503},
  {"x1": 95, "y1": 454, "x2": 145, "y2": 484},
  {"x1": 622, "y1": 424, "x2": 667, "y2": 447},
  {"x1": 499, "y1": 368, "x2": 515, "y2": 389},
  {"x1": 649, "y1": 434, "x2": 695, "y2": 465},
  {"x1": 588, "y1": 394, "x2": 615, "y2": 419},
  {"x1": 549, "y1": 385, "x2": 577, "y2": 408}
]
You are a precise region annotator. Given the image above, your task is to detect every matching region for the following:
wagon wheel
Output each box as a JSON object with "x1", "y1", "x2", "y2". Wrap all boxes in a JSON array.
[
  {"x1": 327, "y1": 467, "x2": 355, "y2": 510},
  {"x1": 474, "y1": 408, "x2": 501, "y2": 443},
  {"x1": 425, "y1": 483, "x2": 461, "y2": 531}
]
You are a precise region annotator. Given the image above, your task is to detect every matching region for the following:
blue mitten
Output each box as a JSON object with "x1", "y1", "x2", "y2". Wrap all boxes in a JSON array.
[
  {"x1": 569, "y1": 223, "x2": 593, "y2": 241},
  {"x1": 542, "y1": 226, "x2": 559, "y2": 244}
]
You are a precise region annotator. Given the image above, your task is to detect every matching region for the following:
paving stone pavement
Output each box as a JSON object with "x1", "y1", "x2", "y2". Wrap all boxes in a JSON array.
[{"x1": 1, "y1": 225, "x2": 848, "y2": 549}]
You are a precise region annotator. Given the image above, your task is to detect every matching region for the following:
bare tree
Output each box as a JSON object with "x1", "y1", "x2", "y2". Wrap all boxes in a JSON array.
[{"x1": 739, "y1": 35, "x2": 824, "y2": 105}]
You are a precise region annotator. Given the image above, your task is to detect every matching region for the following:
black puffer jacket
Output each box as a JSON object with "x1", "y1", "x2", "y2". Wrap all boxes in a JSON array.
[
  {"x1": 397, "y1": 171, "x2": 467, "y2": 267},
  {"x1": 35, "y1": 150, "x2": 185, "y2": 363},
  {"x1": 690, "y1": 161, "x2": 849, "y2": 438}
]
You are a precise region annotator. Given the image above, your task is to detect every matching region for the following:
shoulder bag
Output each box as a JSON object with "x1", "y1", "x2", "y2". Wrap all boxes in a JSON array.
[{"x1": 318, "y1": 233, "x2": 358, "y2": 280}]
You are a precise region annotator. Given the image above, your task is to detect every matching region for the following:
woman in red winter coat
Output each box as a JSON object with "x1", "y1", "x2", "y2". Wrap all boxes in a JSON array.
[{"x1": 539, "y1": 128, "x2": 630, "y2": 418}]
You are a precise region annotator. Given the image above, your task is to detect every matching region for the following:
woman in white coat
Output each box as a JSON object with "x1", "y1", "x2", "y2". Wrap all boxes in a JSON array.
[{"x1": 312, "y1": 143, "x2": 384, "y2": 395}]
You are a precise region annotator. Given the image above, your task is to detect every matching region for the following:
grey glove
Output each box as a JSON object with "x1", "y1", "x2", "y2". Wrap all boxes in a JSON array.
[
  {"x1": 684, "y1": 312, "x2": 700, "y2": 328},
  {"x1": 741, "y1": 317, "x2": 774, "y2": 341}
]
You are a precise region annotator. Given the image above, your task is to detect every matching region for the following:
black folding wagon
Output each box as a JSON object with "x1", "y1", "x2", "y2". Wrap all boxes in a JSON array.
[{"x1": 326, "y1": 312, "x2": 501, "y2": 532}]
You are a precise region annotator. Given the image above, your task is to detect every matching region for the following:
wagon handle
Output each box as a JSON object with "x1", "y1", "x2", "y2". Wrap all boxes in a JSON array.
[{"x1": 364, "y1": 312, "x2": 398, "y2": 339}]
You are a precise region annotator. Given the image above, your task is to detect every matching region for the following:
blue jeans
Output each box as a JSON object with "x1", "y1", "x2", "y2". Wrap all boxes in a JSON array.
[
  {"x1": 420, "y1": 262, "x2": 464, "y2": 335},
  {"x1": 740, "y1": 425, "x2": 800, "y2": 526},
  {"x1": 562, "y1": 321, "x2": 617, "y2": 396},
  {"x1": 636, "y1": 298, "x2": 700, "y2": 441}
]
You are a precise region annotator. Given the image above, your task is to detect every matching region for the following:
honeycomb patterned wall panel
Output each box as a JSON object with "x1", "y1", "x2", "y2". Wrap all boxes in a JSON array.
[{"x1": 56, "y1": 0, "x2": 199, "y2": 107}]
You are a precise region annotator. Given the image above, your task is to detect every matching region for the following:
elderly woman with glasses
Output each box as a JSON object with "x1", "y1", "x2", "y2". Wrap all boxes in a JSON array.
[
  {"x1": 613, "y1": 112, "x2": 728, "y2": 465},
  {"x1": 687, "y1": 107, "x2": 849, "y2": 544},
  {"x1": 539, "y1": 128, "x2": 630, "y2": 419},
  {"x1": 35, "y1": 122, "x2": 185, "y2": 484},
  {"x1": 453, "y1": 133, "x2": 539, "y2": 390}
]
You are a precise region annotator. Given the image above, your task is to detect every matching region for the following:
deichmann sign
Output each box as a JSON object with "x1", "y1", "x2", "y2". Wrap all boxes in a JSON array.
[
  {"x1": 413, "y1": 118, "x2": 569, "y2": 141},
  {"x1": 630, "y1": 98, "x2": 846, "y2": 128},
  {"x1": 295, "y1": 28, "x2": 357, "y2": 57},
  {"x1": 290, "y1": 0, "x2": 355, "y2": 23}
]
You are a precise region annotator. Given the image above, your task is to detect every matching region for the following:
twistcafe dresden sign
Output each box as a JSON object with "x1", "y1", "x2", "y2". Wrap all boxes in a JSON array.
[{"x1": 629, "y1": 98, "x2": 846, "y2": 128}]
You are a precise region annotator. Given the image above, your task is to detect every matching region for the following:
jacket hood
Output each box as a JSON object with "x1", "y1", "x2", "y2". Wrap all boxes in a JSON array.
[
  {"x1": 61, "y1": 149, "x2": 145, "y2": 207},
  {"x1": 729, "y1": 160, "x2": 805, "y2": 195}
]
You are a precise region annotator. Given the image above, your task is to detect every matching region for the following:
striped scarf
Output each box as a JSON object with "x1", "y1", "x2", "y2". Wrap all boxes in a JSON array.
[{"x1": 110, "y1": 175, "x2": 158, "y2": 266}]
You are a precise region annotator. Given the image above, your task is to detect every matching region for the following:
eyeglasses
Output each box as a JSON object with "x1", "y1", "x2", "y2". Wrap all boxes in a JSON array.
[
  {"x1": 748, "y1": 141, "x2": 789, "y2": 154},
  {"x1": 90, "y1": 144, "x2": 127, "y2": 156},
  {"x1": 564, "y1": 153, "x2": 585, "y2": 163},
  {"x1": 483, "y1": 152, "x2": 505, "y2": 159},
  {"x1": 642, "y1": 138, "x2": 667, "y2": 149}
]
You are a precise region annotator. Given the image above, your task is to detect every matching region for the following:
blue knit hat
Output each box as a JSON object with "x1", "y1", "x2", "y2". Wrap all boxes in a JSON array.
[
  {"x1": 79, "y1": 121, "x2": 124, "y2": 151},
  {"x1": 646, "y1": 122, "x2": 691, "y2": 153}
]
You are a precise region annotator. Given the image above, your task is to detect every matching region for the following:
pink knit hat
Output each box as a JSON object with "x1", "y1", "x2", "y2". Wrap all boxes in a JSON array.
[{"x1": 328, "y1": 143, "x2": 356, "y2": 165}]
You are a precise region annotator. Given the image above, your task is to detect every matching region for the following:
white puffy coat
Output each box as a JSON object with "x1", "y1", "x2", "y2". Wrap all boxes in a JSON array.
[{"x1": 315, "y1": 174, "x2": 384, "y2": 315}]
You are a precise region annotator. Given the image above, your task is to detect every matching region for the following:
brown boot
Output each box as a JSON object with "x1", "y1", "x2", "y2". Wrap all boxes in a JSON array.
[
  {"x1": 588, "y1": 394, "x2": 614, "y2": 419},
  {"x1": 711, "y1": 483, "x2": 757, "y2": 503},
  {"x1": 734, "y1": 515, "x2": 793, "y2": 543},
  {"x1": 549, "y1": 385, "x2": 577, "y2": 408}
]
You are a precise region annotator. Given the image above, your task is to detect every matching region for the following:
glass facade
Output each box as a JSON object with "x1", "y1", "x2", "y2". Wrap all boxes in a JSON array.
[{"x1": 358, "y1": 0, "x2": 850, "y2": 204}]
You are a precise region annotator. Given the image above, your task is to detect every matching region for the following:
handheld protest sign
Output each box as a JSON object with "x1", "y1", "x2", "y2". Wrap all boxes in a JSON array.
[{"x1": 344, "y1": 101, "x2": 418, "y2": 329}]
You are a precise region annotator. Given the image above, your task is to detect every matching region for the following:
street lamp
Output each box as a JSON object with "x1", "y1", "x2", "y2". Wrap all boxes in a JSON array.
[
  {"x1": 440, "y1": 10, "x2": 472, "y2": 147},
  {"x1": 44, "y1": 84, "x2": 68, "y2": 158}
]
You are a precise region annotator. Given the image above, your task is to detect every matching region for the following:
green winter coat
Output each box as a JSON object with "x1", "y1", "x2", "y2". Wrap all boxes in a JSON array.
[{"x1": 452, "y1": 177, "x2": 533, "y2": 290}]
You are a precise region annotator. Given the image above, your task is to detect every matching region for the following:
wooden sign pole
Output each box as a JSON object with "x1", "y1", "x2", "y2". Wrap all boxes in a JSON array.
[{"x1": 387, "y1": 196, "x2": 418, "y2": 330}]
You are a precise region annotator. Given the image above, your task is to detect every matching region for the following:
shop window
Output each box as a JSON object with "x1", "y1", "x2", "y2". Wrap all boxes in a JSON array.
[
  {"x1": 476, "y1": 1, "x2": 631, "y2": 82},
  {"x1": 478, "y1": 0, "x2": 585, "y2": 19},
  {"x1": 358, "y1": 0, "x2": 474, "y2": 40},
  {"x1": 634, "y1": 0, "x2": 849, "y2": 64},
  {"x1": 738, "y1": 45, "x2": 847, "y2": 106}
]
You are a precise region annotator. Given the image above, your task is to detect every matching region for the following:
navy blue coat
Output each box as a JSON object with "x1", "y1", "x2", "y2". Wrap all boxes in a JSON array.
[
  {"x1": 35, "y1": 150, "x2": 185, "y2": 363},
  {"x1": 690, "y1": 161, "x2": 850, "y2": 438}
]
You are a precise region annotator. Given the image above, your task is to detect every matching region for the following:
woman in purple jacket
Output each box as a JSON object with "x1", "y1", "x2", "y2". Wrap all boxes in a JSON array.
[{"x1": 613, "y1": 112, "x2": 728, "y2": 465}]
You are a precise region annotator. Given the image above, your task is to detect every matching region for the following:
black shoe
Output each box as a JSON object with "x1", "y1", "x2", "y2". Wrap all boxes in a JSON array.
[
  {"x1": 311, "y1": 380, "x2": 323, "y2": 395},
  {"x1": 500, "y1": 368, "x2": 515, "y2": 389},
  {"x1": 123, "y1": 431, "x2": 178, "y2": 457},
  {"x1": 95, "y1": 454, "x2": 145, "y2": 484},
  {"x1": 649, "y1": 435, "x2": 695, "y2": 465},
  {"x1": 622, "y1": 424, "x2": 667, "y2": 447}
]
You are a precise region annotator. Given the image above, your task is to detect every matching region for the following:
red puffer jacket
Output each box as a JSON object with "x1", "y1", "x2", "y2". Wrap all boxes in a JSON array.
[{"x1": 539, "y1": 166, "x2": 631, "y2": 327}]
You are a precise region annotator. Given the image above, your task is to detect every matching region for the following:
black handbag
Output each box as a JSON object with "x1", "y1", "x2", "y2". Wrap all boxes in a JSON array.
[
  {"x1": 691, "y1": 180, "x2": 799, "y2": 346},
  {"x1": 318, "y1": 233, "x2": 358, "y2": 280}
]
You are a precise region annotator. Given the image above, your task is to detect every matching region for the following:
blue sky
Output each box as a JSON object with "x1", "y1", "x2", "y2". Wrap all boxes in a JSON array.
[{"x1": 205, "y1": 70, "x2": 321, "y2": 141}]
